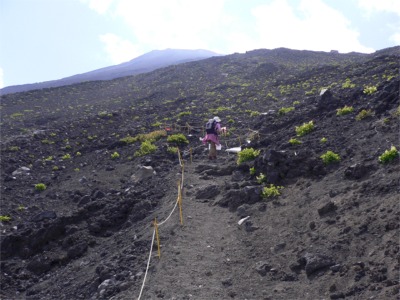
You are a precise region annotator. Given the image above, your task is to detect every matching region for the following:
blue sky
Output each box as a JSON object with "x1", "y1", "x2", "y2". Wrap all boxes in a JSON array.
[{"x1": 0, "y1": 0, "x2": 399, "y2": 88}]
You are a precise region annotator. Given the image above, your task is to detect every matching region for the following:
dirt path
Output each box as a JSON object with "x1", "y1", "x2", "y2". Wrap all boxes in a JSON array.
[{"x1": 140, "y1": 160, "x2": 252, "y2": 299}]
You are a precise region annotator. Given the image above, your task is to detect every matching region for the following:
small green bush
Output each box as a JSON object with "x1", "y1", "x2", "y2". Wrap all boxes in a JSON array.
[
  {"x1": 378, "y1": 146, "x2": 399, "y2": 163},
  {"x1": 320, "y1": 137, "x2": 328, "y2": 143},
  {"x1": 134, "y1": 141, "x2": 157, "y2": 157},
  {"x1": 336, "y1": 105, "x2": 354, "y2": 116},
  {"x1": 363, "y1": 85, "x2": 377, "y2": 95},
  {"x1": 0, "y1": 215, "x2": 11, "y2": 222},
  {"x1": 289, "y1": 138, "x2": 302, "y2": 145},
  {"x1": 120, "y1": 135, "x2": 137, "y2": 144},
  {"x1": 167, "y1": 134, "x2": 189, "y2": 145},
  {"x1": 278, "y1": 106, "x2": 295, "y2": 115},
  {"x1": 167, "y1": 146, "x2": 179, "y2": 154},
  {"x1": 295, "y1": 121, "x2": 315, "y2": 137},
  {"x1": 356, "y1": 109, "x2": 373, "y2": 121},
  {"x1": 256, "y1": 173, "x2": 267, "y2": 184},
  {"x1": 237, "y1": 148, "x2": 260, "y2": 164},
  {"x1": 177, "y1": 111, "x2": 192, "y2": 117},
  {"x1": 342, "y1": 78, "x2": 355, "y2": 89},
  {"x1": 249, "y1": 167, "x2": 256, "y2": 175},
  {"x1": 111, "y1": 152, "x2": 120, "y2": 159},
  {"x1": 35, "y1": 183, "x2": 47, "y2": 191},
  {"x1": 320, "y1": 151, "x2": 341, "y2": 165},
  {"x1": 62, "y1": 154, "x2": 71, "y2": 160},
  {"x1": 261, "y1": 184, "x2": 283, "y2": 198}
]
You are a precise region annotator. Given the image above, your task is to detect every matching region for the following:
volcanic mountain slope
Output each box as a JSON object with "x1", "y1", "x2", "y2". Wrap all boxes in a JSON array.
[
  {"x1": 0, "y1": 49, "x2": 220, "y2": 95},
  {"x1": 0, "y1": 46, "x2": 399, "y2": 300}
]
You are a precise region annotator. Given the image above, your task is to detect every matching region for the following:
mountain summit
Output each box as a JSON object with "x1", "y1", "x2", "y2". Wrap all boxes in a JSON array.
[{"x1": 1, "y1": 49, "x2": 220, "y2": 94}]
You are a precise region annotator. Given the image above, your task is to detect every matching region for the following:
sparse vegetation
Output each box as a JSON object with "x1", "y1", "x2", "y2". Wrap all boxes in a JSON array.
[
  {"x1": 342, "y1": 78, "x2": 355, "y2": 88},
  {"x1": 0, "y1": 215, "x2": 11, "y2": 222},
  {"x1": 320, "y1": 137, "x2": 328, "y2": 143},
  {"x1": 35, "y1": 183, "x2": 47, "y2": 191},
  {"x1": 167, "y1": 133, "x2": 189, "y2": 145},
  {"x1": 378, "y1": 146, "x2": 399, "y2": 163},
  {"x1": 278, "y1": 106, "x2": 295, "y2": 115},
  {"x1": 134, "y1": 141, "x2": 157, "y2": 157},
  {"x1": 237, "y1": 148, "x2": 260, "y2": 164},
  {"x1": 363, "y1": 85, "x2": 377, "y2": 95},
  {"x1": 261, "y1": 184, "x2": 283, "y2": 198},
  {"x1": 62, "y1": 154, "x2": 71, "y2": 160},
  {"x1": 295, "y1": 121, "x2": 315, "y2": 137},
  {"x1": 356, "y1": 109, "x2": 373, "y2": 120},
  {"x1": 256, "y1": 173, "x2": 267, "y2": 184},
  {"x1": 289, "y1": 138, "x2": 302, "y2": 145},
  {"x1": 320, "y1": 151, "x2": 341, "y2": 165},
  {"x1": 111, "y1": 152, "x2": 120, "y2": 159},
  {"x1": 336, "y1": 105, "x2": 354, "y2": 116},
  {"x1": 249, "y1": 167, "x2": 256, "y2": 175}
]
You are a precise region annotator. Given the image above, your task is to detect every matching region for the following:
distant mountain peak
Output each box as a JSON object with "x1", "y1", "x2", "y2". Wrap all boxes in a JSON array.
[{"x1": 1, "y1": 49, "x2": 221, "y2": 95}]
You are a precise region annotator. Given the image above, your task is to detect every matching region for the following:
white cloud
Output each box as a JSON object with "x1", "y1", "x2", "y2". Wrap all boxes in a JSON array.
[
  {"x1": 85, "y1": 0, "x2": 377, "y2": 59},
  {"x1": 251, "y1": 0, "x2": 374, "y2": 53},
  {"x1": 80, "y1": 0, "x2": 114, "y2": 14},
  {"x1": 390, "y1": 33, "x2": 400, "y2": 44},
  {"x1": 357, "y1": 0, "x2": 400, "y2": 16},
  {"x1": 99, "y1": 33, "x2": 141, "y2": 64},
  {"x1": 0, "y1": 67, "x2": 4, "y2": 89},
  {"x1": 113, "y1": 0, "x2": 226, "y2": 51}
]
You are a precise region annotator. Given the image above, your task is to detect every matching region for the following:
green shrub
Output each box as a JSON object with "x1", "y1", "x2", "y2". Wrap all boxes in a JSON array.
[
  {"x1": 289, "y1": 138, "x2": 302, "y2": 145},
  {"x1": 342, "y1": 78, "x2": 355, "y2": 89},
  {"x1": 134, "y1": 141, "x2": 157, "y2": 157},
  {"x1": 35, "y1": 183, "x2": 47, "y2": 191},
  {"x1": 177, "y1": 111, "x2": 192, "y2": 117},
  {"x1": 120, "y1": 130, "x2": 167, "y2": 144},
  {"x1": 167, "y1": 134, "x2": 189, "y2": 145},
  {"x1": 167, "y1": 146, "x2": 179, "y2": 154},
  {"x1": 278, "y1": 106, "x2": 295, "y2": 115},
  {"x1": 378, "y1": 146, "x2": 399, "y2": 163},
  {"x1": 320, "y1": 137, "x2": 328, "y2": 143},
  {"x1": 336, "y1": 105, "x2": 354, "y2": 116},
  {"x1": 363, "y1": 85, "x2": 377, "y2": 95},
  {"x1": 256, "y1": 173, "x2": 267, "y2": 184},
  {"x1": 62, "y1": 154, "x2": 71, "y2": 160},
  {"x1": 356, "y1": 109, "x2": 373, "y2": 121},
  {"x1": 261, "y1": 184, "x2": 283, "y2": 198},
  {"x1": 249, "y1": 167, "x2": 256, "y2": 175},
  {"x1": 0, "y1": 215, "x2": 11, "y2": 222},
  {"x1": 237, "y1": 148, "x2": 260, "y2": 164},
  {"x1": 295, "y1": 121, "x2": 315, "y2": 137},
  {"x1": 17, "y1": 205, "x2": 26, "y2": 211},
  {"x1": 9, "y1": 146, "x2": 20, "y2": 151},
  {"x1": 320, "y1": 151, "x2": 341, "y2": 165},
  {"x1": 293, "y1": 101, "x2": 300, "y2": 105},
  {"x1": 120, "y1": 135, "x2": 137, "y2": 144},
  {"x1": 111, "y1": 152, "x2": 120, "y2": 159}
]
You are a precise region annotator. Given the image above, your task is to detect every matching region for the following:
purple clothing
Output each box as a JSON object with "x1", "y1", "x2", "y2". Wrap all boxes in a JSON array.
[{"x1": 202, "y1": 123, "x2": 221, "y2": 145}]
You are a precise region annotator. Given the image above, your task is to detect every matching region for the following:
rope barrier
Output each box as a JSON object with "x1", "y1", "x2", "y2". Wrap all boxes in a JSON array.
[
  {"x1": 137, "y1": 229, "x2": 155, "y2": 300},
  {"x1": 136, "y1": 149, "x2": 186, "y2": 300}
]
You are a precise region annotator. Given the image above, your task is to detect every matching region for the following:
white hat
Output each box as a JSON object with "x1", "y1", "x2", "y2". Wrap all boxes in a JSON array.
[{"x1": 213, "y1": 116, "x2": 221, "y2": 122}]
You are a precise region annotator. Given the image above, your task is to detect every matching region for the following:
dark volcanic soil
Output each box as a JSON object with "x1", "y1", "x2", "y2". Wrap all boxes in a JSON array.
[{"x1": 1, "y1": 46, "x2": 399, "y2": 300}]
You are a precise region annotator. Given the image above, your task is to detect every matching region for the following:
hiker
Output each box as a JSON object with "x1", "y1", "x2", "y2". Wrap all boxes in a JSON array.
[{"x1": 202, "y1": 116, "x2": 226, "y2": 160}]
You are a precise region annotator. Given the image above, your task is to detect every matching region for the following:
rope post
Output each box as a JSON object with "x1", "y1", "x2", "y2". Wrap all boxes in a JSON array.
[
  {"x1": 154, "y1": 218, "x2": 161, "y2": 259},
  {"x1": 190, "y1": 148, "x2": 193, "y2": 164},
  {"x1": 178, "y1": 182, "x2": 183, "y2": 225}
]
